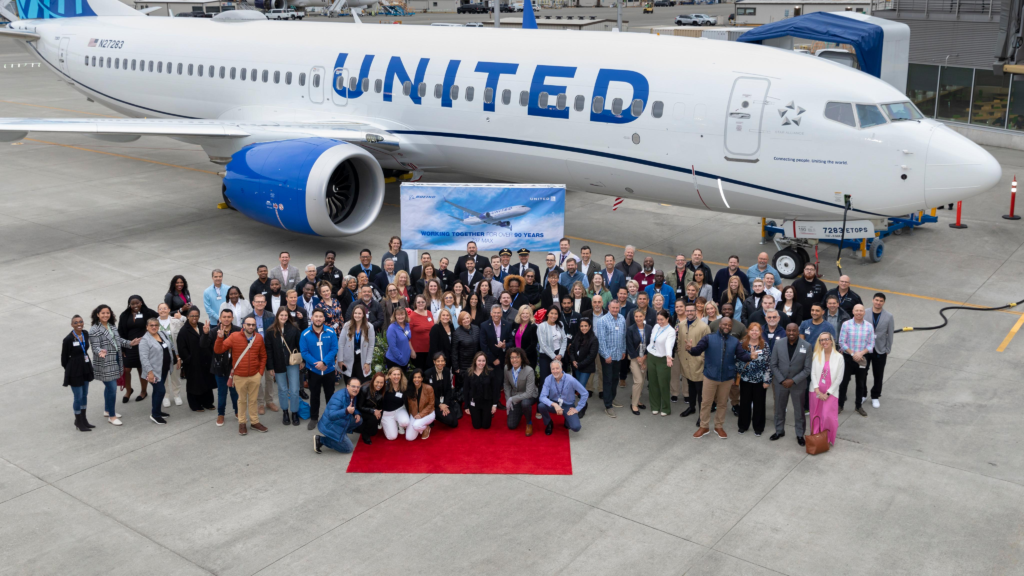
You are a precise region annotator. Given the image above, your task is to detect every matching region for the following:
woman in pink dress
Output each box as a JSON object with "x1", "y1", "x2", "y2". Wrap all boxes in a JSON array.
[{"x1": 809, "y1": 331, "x2": 843, "y2": 445}]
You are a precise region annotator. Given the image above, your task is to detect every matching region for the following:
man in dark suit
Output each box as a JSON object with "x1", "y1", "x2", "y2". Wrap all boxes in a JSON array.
[
  {"x1": 494, "y1": 248, "x2": 514, "y2": 281},
  {"x1": 542, "y1": 253, "x2": 563, "y2": 284},
  {"x1": 769, "y1": 323, "x2": 814, "y2": 446},
  {"x1": 453, "y1": 241, "x2": 489, "y2": 278},
  {"x1": 479, "y1": 304, "x2": 512, "y2": 405},
  {"x1": 409, "y1": 252, "x2": 432, "y2": 286},
  {"x1": 347, "y1": 248, "x2": 382, "y2": 282},
  {"x1": 458, "y1": 258, "x2": 482, "y2": 292},
  {"x1": 373, "y1": 259, "x2": 397, "y2": 294},
  {"x1": 598, "y1": 254, "x2": 626, "y2": 297},
  {"x1": 513, "y1": 248, "x2": 541, "y2": 284}
]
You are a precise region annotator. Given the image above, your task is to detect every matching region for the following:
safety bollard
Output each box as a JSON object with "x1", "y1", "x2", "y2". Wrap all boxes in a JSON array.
[
  {"x1": 949, "y1": 200, "x2": 968, "y2": 229},
  {"x1": 1004, "y1": 176, "x2": 1021, "y2": 220}
]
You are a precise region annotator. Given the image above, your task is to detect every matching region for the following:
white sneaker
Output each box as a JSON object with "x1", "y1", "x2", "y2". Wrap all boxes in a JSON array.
[
  {"x1": 103, "y1": 411, "x2": 122, "y2": 418},
  {"x1": 108, "y1": 418, "x2": 123, "y2": 426},
  {"x1": 162, "y1": 397, "x2": 171, "y2": 408},
  {"x1": 174, "y1": 396, "x2": 183, "y2": 406},
  {"x1": 535, "y1": 413, "x2": 543, "y2": 420},
  {"x1": 398, "y1": 427, "x2": 405, "y2": 435},
  {"x1": 872, "y1": 399, "x2": 880, "y2": 408}
]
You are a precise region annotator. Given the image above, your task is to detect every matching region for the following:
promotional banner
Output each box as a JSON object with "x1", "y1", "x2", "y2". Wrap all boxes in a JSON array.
[
  {"x1": 781, "y1": 220, "x2": 876, "y2": 240},
  {"x1": 400, "y1": 183, "x2": 565, "y2": 251}
]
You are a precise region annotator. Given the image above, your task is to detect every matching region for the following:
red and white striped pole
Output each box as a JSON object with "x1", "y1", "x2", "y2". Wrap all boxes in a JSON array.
[
  {"x1": 949, "y1": 200, "x2": 968, "y2": 229},
  {"x1": 1004, "y1": 176, "x2": 1021, "y2": 220},
  {"x1": 612, "y1": 197, "x2": 623, "y2": 211}
]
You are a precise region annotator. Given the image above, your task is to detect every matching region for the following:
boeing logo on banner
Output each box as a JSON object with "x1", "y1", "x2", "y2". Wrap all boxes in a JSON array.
[{"x1": 332, "y1": 53, "x2": 649, "y2": 125}]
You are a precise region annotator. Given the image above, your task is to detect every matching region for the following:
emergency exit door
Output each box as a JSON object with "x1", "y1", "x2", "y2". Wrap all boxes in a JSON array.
[{"x1": 724, "y1": 76, "x2": 770, "y2": 162}]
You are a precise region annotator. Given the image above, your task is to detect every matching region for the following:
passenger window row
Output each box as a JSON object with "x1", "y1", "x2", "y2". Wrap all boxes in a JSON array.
[
  {"x1": 339, "y1": 75, "x2": 665, "y2": 118},
  {"x1": 81, "y1": 57, "x2": 665, "y2": 119},
  {"x1": 83, "y1": 56, "x2": 308, "y2": 87}
]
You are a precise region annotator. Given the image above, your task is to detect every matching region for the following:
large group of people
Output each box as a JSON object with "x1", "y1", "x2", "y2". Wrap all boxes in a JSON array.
[{"x1": 60, "y1": 239, "x2": 895, "y2": 454}]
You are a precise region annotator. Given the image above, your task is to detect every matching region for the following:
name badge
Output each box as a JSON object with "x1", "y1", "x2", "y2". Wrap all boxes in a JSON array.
[
  {"x1": 396, "y1": 392, "x2": 403, "y2": 399},
  {"x1": 258, "y1": 328, "x2": 264, "y2": 334},
  {"x1": 804, "y1": 329, "x2": 811, "y2": 335},
  {"x1": 469, "y1": 400, "x2": 475, "y2": 406},
  {"x1": 428, "y1": 317, "x2": 433, "y2": 323},
  {"x1": 807, "y1": 292, "x2": 814, "y2": 298},
  {"x1": 161, "y1": 342, "x2": 169, "y2": 348},
  {"x1": 290, "y1": 311, "x2": 296, "y2": 316},
  {"x1": 439, "y1": 396, "x2": 444, "y2": 404},
  {"x1": 615, "y1": 326, "x2": 619, "y2": 330},
  {"x1": 317, "y1": 341, "x2": 323, "y2": 347},
  {"x1": 558, "y1": 398, "x2": 564, "y2": 407},
  {"x1": 135, "y1": 313, "x2": 143, "y2": 319},
  {"x1": 799, "y1": 347, "x2": 807, "y2": 353},
  {"x1": 334, "y1": 273, "x2": 340, "y2": 278},
  {"x1": 216, "y1": 296, "x2": 222, "y2": 300},
  {"x1": 84, "y1": 356, "x2": 90, "y2": 363}
]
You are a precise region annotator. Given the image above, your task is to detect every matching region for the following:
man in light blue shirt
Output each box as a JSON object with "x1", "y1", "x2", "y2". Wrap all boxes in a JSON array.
[
  {"x1": 537, "y1": 360, "x2": 588, "y2": 435},
  {"x1": 595, "y1": 300, "x2": 627, "y2": 417},
  {"x1": 558, "y1": 258, "x2": 588, "y2": 291},
  {"x1": 203, "y1": 269, "x2": 225, "y2": 322},
  {"x1": 746, "y1": 252, "x2": 780, "y2": 285}
]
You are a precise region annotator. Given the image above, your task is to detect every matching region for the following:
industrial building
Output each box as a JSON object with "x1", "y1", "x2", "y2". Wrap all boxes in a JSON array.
[
  {"x1": 734, "y1": 0, "x2": 870, "y2": 25},
  {"x1": 131, "y1": 0, "x2": 241, "y2": 15},
  {"x1": 873, "y1": 0, "x2": 1024, "y2": 149}
]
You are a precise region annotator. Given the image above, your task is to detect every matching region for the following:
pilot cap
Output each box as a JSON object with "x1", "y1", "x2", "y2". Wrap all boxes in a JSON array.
[
  {"x1": 517, "y1": 248, "x2": 531, "y2": 256},
  {"x1": 499, "y1": 248, "x2": 513, "y2": 257}
]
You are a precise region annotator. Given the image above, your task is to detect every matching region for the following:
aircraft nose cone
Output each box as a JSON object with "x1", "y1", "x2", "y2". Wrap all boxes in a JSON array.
[{"x1": 925, "y1": 126, "x2": 1002, "y2": 207}]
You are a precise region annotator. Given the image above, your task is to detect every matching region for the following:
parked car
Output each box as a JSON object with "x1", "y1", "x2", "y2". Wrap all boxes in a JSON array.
[
  {"x1": 457, "y1": 2, "x2": 487, "y2": 13},
  {"x1": 675, "y1": 13, "x2": 715, "y2": 25},
  {"x1": 654, "y1": 0, "x2": 672, "y2": 6},
  {"x1": 512, "y1": 0, "x2": 539, "y2": 11},
  {"x1": 266, "y1": 8, "x2": 300, "y2": 19},
  {"x1": 465, "y1": 21, "x2": 485, "y2": 26},
  {"x1": 175, "y1": 10, "x2": 212, "y2": 17}
]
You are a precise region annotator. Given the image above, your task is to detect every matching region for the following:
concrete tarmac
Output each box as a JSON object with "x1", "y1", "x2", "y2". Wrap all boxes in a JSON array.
[{"x1": 2, "y1": 39, "x2": 1024, "y2": 576}]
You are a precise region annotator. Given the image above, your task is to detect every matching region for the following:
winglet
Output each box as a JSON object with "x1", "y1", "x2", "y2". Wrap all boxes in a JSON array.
[{"x1": 522, "y1": 0, "x2": 537, "y2": 29}]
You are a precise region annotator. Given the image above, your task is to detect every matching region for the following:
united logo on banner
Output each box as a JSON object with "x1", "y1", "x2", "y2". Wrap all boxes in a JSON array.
[{"x1": 400, "y1": 184, "x2": 565, "y2": 251}]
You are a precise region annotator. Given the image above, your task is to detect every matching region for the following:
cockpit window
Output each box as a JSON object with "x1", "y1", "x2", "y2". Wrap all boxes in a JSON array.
[
  {"x1": 881, "y1": 101, "x2": 923, "y2": 121},
  {"x1": 824, "y1": 102, "x2": 856, "y2": 127},
  {"x1": 856, "y1": 104, "x2": 888, "y2": 128}
]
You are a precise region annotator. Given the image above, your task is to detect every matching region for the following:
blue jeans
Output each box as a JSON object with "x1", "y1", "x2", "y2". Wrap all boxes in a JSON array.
[
  {"x1": 602, "y1": 359, "x2": 621, "y2": 408},
  {"x1": 215, "y1": 374, "x2": 239, "y2": 416},
  {"x1": 538, "y1": 402, "x2": 581, "y2": 432},
  {"x1": 320, "y1": 434, "x2": 354, "y2": 454},
  {"x1": 151, "y1": 376, "x2": 166, "y2": 419},
  {"x1": 575, "y1": 371, "x2": 592, "y2": 388},
  {"x1": 275, "y1": 364, "x2": 301, "y2": 413},
  {"x1": 102, "y1": 380, "x2": 117, "y2": 416},
  {"x1": 71, "y1": 383, "x2": 89, "y2": 414}
]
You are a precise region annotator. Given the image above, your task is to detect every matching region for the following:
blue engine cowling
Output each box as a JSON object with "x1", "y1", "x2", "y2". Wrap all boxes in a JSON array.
[{"x1": 222, "y1": 138, "x2": 385, "y2": 237}]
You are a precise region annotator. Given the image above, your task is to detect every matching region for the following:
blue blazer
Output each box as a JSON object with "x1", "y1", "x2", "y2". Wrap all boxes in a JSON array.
[{"x1": 598, "y1": 269, "x2": 626, "y2": 298}]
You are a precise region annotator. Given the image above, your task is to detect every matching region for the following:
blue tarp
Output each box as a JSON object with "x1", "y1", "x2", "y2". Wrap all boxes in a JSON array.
[{"x1": 736, "y1": 12, "x2": 883, "y2": 79}]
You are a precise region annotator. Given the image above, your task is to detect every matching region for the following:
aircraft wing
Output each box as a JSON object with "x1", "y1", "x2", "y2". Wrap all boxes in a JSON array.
[
  {"x1": 0, "y1": 117, "x2": 400, "y2": 151},
  {"x1": 443, "y1": 197, "x2": 485, "y2": 218}
]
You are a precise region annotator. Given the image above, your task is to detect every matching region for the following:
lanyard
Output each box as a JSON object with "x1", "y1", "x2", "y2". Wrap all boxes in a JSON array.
[
  {"x1": 871, "y1": 312, "x2": 880, "y2": 329},
  {"x1": 73, "y1": 332, "x2": 86, "y2": 354},
  {"x1": 554, "y1": 376, "x2": 569, "y2": 403},
  {"x1": 512, "y1": 366, "x2": 521, "y2": 383}
]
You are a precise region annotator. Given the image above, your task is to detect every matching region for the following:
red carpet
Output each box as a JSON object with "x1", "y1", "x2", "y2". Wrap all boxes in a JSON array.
[{"x1": 346, "y1": 410, "x2": 573, "y2": 475}]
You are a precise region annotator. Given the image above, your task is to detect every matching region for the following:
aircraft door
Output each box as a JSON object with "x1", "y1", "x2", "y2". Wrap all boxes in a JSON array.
[
  {"x1": 58, "y1": 37, "x2": 71, "y2": 75},
  {"x1": 332, "y1": 67, "x2": 349, "y2": 106},
  {"x1": 724, "y1": 77, "x2": 770, "y2": 162},
  {"x1": 309, "y1": 66, "x2": 325, "y2": 103}
]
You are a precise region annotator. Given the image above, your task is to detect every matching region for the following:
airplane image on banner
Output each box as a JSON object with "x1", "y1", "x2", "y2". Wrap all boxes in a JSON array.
[{"x1": 443, "y1": 197, "x2": 531, "y2": 231}]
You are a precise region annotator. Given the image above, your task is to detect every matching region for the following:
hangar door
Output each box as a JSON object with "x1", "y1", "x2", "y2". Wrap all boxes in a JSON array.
[{"x1": 724, "y1": 77, "x2": 770, "y2": 162}]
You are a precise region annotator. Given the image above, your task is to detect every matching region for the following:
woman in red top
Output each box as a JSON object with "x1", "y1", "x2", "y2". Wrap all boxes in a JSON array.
[{"x1": 408, "y1": 294, "x2": 435, "y2": 372}]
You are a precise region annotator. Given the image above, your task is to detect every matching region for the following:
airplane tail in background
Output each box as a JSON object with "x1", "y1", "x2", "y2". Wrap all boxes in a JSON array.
[{"x1": 16, "y1": 0, "x2": 142, "y2": 19}]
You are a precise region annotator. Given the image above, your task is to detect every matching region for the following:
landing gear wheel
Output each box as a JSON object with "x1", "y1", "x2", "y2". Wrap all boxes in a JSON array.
[
  {"x1": 869, "y1": 238, "x2": 884, "y2": 263},
  {"x1": 773, "y1": 248, "x2": 804, "y2": 279},
  {"x1": 795, "y1": 247, "x2": 811, "y2": 267}
]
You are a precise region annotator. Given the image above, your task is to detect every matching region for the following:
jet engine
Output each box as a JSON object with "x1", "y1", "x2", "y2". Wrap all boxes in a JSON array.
[
  {"x1": 222, "y1": 138, "x2": 384, "y2": 237},
  {"x1": 497, "y1": 220, "x2": 511, "y2": 228}
]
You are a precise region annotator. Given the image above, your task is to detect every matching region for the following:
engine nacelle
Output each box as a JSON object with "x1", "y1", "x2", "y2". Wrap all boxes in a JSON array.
[{"x1": 223, "y1": 138, "x2": 384, "y2": 237}]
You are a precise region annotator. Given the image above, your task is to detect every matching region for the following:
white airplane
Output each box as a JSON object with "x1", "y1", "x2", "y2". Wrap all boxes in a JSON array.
[
  {"x1": 0, "y1": 0, "x2": 1002, "y2": 243},
  {"x1": 443, "y1": 197, "x2": 530, "y2": 230}
]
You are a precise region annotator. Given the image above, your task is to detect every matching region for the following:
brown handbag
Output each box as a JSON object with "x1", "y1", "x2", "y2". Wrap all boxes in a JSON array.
[{"x1": 805, "y1": 416, "x2": 831, "y2": 455}]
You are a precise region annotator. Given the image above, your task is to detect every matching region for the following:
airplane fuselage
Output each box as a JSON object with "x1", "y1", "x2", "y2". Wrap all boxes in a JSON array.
[{"x1": 9, "y1": 17, "x2": 1002, "y2": 222}]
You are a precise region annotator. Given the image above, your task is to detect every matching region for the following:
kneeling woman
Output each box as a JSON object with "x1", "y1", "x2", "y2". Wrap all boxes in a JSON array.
[
  {"x1": 356, "y1": 372, "x2": 386, "y2": 444},
  {"x1": 380, "y1": 367, "x2": 412, "y2": 440},
  {"x1": 464, "y1": 352, "x2": 498, "y2": 429},
  {"x1": 405, "y1": 369, "x2": 436, "y2": 440},
  {"x1": 426, "y1": 352, "x2": 459, "y2": 429},
  {"x1": 314, "y1": 377, "x2": 363, "y2": 455}
]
